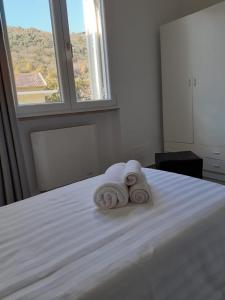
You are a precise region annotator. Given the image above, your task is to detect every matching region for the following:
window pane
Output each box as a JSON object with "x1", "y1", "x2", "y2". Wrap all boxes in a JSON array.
[
  {"x1": 67, "y1": 0, "x2": 110, "y2": 101},
  {"x1": 3, "y1": 0, "x2": 61, "y2": 105}
]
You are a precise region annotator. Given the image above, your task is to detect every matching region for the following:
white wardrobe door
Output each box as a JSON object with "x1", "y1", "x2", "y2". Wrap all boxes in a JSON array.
[
  {"x1": 193, "y1": 2, "x2": 225, "y2": 147},
  {"x1": 161, "y1": 18, "x2": 194, "y2": 144}
]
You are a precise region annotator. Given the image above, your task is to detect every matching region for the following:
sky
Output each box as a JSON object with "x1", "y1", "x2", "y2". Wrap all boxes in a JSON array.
[{"x1": 3, "y1": 0, "x2": 85, "y2": 33}]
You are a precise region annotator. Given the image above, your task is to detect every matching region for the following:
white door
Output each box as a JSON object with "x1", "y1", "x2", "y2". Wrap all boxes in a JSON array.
[
  {"x1": 161, "y1": 17, "x2": 194, "y2": 144},
  {"x1": 192, "y1": 2, "x2": 225, "y2": 147}
]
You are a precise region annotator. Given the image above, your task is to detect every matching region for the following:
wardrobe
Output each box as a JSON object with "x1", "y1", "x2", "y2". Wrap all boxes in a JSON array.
[{"x1": 160, "y1": 1, "x2": 225, "y2": 182}]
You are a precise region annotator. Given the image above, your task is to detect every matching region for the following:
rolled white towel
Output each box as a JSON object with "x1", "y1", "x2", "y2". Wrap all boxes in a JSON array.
[
  {"x1": 94, "y1": 163, "x2": 129, "y2": 209},
  {"x1": 129, "y1": 175, "x2": 152, "y2": 204},
  {"x1": 123, "y1": 160, "x2": 144, "y2": 186}
]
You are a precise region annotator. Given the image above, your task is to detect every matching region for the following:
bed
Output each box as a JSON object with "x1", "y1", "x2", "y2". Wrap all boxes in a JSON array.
[{"x1": 1, "y1": 168, "x2": 225, "y2": 300}]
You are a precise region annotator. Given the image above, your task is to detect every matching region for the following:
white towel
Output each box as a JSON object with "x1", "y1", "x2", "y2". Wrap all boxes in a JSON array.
[
  {"x1": 123, "y1": 160, "x2": 143, "y2": 186},
  {"x1": 129, "y1": 174, "x2": 152, "y2": 204},
  {"x1": 94, "y1": 163, "x2": 129, "y2": 209}
]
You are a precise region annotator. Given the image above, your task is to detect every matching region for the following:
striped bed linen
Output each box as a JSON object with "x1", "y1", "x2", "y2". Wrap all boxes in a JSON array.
[{"x1": 1, "y1": 169, "x2": 225, "y2": 299}]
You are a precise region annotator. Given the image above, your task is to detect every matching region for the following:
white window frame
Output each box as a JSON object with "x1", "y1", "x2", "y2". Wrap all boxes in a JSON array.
[{"x1": 0, "y1": 0, "x2": 115, "y2": 118}]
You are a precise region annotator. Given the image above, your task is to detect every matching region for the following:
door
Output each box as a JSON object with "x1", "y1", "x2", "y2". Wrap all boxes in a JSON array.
[
  {"x1": 192, "y1": 2, "x2": 225, "y2": 147},
  {"x1": 161, "y1": 17, "x2": 194, "y2": 144}
]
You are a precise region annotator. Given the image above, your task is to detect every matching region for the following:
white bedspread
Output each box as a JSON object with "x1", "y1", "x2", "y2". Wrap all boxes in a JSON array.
[{"x1": 1, "y1": 169, "x2": 225, "y2": 300}]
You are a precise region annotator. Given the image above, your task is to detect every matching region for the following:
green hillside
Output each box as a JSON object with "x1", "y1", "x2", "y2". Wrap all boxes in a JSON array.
[{"x1": 7, "y1": 26, "x2": 91, "y2": 99}]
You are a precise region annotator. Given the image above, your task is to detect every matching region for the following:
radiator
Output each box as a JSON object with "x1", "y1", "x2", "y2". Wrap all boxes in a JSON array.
[{"x1": 31, "y1": 125, "x2": 99, "y2": 192}]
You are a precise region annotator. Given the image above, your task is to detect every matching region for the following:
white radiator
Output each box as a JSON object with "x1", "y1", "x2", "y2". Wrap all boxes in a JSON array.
[{"x1": 31, "y1": 125, "x2": 99, "y2": 192}]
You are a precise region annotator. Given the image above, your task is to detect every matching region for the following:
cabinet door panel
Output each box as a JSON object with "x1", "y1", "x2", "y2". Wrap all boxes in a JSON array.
[
  {"x1": 161, "y1": 18, "x2": 194, "y2": 144},
  {"x1": 193, "y1": 2, "x2": 225, "y2": 147}
]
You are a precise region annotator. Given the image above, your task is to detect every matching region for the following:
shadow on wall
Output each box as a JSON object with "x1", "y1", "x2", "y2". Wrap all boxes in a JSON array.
[{"x1": 180, "y1": 0, "x2": 224, "y2": 16}]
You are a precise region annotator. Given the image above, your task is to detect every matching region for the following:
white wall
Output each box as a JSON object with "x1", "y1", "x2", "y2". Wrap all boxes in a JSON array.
[
  {"x1": 109, "y1": 0, "x2": 181, "y2": 165},
  {"x1": 18, "y1": 0, "x2": 182, "y2": 196}
]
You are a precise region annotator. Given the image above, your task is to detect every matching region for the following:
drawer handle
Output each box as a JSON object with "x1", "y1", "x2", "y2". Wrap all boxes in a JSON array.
[
  {"x1": 212, "y1": 165, "x2": 220, "y2": 168},
  {"x1": 213, "y1": 152, "x2": 221, "y2": 155}
]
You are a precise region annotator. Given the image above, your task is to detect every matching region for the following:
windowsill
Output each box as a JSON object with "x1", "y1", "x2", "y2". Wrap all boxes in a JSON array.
[{"x1": 17, "y1": 105, "x2": 120, "y2": 120}]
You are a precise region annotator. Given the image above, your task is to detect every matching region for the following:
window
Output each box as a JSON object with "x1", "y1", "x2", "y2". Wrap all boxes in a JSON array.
[{"x1": 1, "y1": 0, "x2": 112, "y2": 117}]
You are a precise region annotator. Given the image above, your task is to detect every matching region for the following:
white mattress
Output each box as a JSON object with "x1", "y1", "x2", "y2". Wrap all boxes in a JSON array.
[{"x1": 1, "y1": 169, "x2": 225, "y2": 300}]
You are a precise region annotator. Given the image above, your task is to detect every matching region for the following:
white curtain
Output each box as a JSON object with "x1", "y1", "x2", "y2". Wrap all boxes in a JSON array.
[{"x1": 83, "y1": 0, "x2": 105, "y2": 100}]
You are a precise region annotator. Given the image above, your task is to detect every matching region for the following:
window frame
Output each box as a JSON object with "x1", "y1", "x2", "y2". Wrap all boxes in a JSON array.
[{"x1": 0, "y1": 0, "x2": 115, "y2": 118}]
